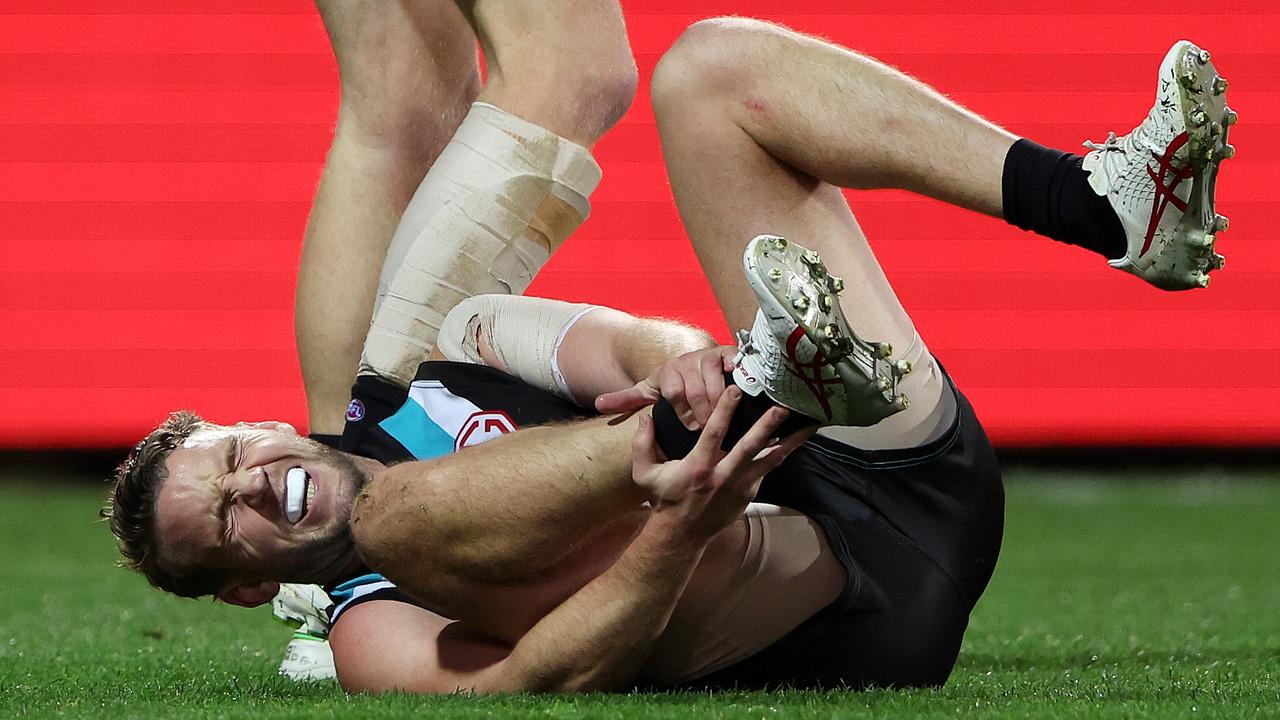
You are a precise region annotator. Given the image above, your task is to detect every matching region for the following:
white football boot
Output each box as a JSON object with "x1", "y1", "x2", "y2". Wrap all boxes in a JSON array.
[
  {"x1": 1082, "y1": 40, "x2": 1234, "y2": 290},
  {"x1": 732, "y1": 235, "x2": 911, "y2": 426},
  {"x1": 272, "y1": 583, "x2": 336, "y2": 682}
]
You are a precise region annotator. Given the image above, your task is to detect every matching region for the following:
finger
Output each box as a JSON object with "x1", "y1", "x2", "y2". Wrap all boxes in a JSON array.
[
  {"x1": 699, "y1": 351, "x2": 727, "y2": 423},
  {"x1": 749, "y1": 423, "x2": 817, "y2": 473},
  {"x1": 721, "y1": 406, "x2": 792, "y2": 473},
  {"x1": 659, "y1": 368, "x2": 697, "y2": 431},
  {"x1": 596, "y1": 382, "x2": 659, "y2": 414},
  {"x1": 683, "y1": 365, "x2": 711, "y2": 430},
  {"x1": 630, "y1": 411, "x2": 661, "y2": 476},
  {"x1": 690, "y1": 384, "x2": 741, "y2": 462},
  {"x1": 720, "y1": 345, "x2": 737, "y2": 372}
]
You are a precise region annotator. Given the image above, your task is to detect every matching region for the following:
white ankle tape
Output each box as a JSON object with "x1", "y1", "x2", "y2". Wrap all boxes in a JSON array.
[
  {"x1": 436, "y1": 294, "x2": 600, "y2": 402},
  {"x1": 362, "y1": 102, "x2": 602, "y2": 386}
]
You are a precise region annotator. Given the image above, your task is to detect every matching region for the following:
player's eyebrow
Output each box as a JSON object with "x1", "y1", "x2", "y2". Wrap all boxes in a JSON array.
[
  {"x1": 217, "y1": 435, "x2": 241, "y2": 544},
  {"x1": 226, "y1": 434, "x2": 241, "y2": 471}
]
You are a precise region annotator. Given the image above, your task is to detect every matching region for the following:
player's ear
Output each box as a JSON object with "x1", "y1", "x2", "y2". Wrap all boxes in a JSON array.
[{"x1": 217, "y1": 581, "x2": 279, "y2": 608}]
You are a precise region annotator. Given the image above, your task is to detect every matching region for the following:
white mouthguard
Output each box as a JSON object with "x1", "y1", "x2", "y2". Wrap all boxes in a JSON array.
[{"x1": 285, "y1": 467, "x2": 308, "y2": 524}]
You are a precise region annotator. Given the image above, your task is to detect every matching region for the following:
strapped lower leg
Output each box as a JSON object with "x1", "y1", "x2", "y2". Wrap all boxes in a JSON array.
[{"x1": 361, "y1": 102, "x2": 602, "y2": 386}]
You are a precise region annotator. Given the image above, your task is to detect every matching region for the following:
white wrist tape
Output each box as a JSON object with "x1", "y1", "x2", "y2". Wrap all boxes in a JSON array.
[
  {"x1": 436, "y1": 294, "x2": 601, "y2": 402},
  {"x1": 360, "y1": 102, "x2": 602, "y2": 386}
]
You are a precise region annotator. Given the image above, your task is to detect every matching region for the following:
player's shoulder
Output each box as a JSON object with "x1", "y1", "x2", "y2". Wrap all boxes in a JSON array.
[{"x1": 327, "y1": 597, "x2": 453, "y2": 694}]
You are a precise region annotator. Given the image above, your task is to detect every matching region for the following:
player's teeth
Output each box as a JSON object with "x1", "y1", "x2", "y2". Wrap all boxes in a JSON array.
[{"x1": 285, "y1": 468, "x2": 307, "y2": 524}]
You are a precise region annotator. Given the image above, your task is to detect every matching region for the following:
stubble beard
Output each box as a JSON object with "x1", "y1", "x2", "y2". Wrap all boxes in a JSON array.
[{"x1": 279, "y1": 441, "x2": 371, "y2": 584}]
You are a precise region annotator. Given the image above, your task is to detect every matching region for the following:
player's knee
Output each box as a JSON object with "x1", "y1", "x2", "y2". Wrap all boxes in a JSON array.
[
  {"x1": 576, "y1": 60, "x2": 639, "y2": 142},
  {"x1": 489, "y1": 54, "x2": 638, "y2": 145},
  {"x1": 652, "y1": 17, "x2": 777, "y2": 111},
  {"x1": 334, "y1": 75, "x2": 479, "y2": 161}
]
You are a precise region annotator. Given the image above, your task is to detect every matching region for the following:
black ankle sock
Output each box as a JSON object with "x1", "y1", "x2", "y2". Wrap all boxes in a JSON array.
[
  {"x1": 1002, "y1": 138, "x2": 1127, "y2": 260},
  {"x1": 652, "y1": 372, "x2": 820, "y2": 459}
]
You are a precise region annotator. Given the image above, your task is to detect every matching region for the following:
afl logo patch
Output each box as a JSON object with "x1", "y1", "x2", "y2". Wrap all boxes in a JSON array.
[
  {"x1": 345, "y1": 399, "x2": 366, "y2": 422},
  {"x1": 455, "y1": 410, "x2": 517, "y2": 450}
]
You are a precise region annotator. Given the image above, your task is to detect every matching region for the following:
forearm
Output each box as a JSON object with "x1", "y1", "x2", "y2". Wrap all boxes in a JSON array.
[{"x1": 495, "y1": 510, "x2": 706, "y2": 692}]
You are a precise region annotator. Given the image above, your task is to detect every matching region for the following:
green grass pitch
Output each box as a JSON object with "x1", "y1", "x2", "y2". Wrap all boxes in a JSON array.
[{"x1": 2, "y1": 466, "x2": 1278, "y2": 719}]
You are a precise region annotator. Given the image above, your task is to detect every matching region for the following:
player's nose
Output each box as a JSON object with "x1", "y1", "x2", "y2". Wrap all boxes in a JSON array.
[{"x1": 228, "y1": 467, "x2": 275, "y2": 513}]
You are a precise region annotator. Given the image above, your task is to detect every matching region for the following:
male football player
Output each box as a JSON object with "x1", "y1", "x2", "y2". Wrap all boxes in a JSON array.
[{"x1": 106, "y1": 17, "x2": 1234, "y2": 693}]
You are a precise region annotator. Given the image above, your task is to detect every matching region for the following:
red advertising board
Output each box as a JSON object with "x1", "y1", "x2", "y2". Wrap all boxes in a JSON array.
[{"x1": 1, "y1": 1, "x2": 1276, "y2": 448}]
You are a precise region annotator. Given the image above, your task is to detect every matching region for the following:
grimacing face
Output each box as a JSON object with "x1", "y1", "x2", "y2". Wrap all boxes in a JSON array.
[{"x1": 152, "y1": 421, "x2": 370, "y2": 605}]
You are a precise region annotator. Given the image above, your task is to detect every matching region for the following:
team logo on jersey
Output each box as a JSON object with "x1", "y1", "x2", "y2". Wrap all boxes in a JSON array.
[
  {"x1": 455, "y1": 410, "x2": 517, "y2": 450},
  {"x1": 345, "y1": 399, "x2": 366, "y2": 422}
]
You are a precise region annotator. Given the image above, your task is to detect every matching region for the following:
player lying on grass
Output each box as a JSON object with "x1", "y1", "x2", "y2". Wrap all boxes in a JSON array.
[{"x1": 104, "y1": 17, "x2": 1235, "y2": 692}]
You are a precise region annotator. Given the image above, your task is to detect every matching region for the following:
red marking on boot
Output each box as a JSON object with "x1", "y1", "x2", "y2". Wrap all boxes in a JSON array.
[
  {"x1": 782, "y1": 326, "x2": 841, "y2": 420},
  {"x1": 1140, "y1": 132, "x2": 1196, "y2": 258}
]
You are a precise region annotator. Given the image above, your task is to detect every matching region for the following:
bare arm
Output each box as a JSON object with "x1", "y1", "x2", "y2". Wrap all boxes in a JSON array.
[
  {"x1": 483, "y1": 391, "x2": 811, "y2": 692},
  {"x1": 337, "y1": 391, "x2": 811, "y2": 694},
  {"x1": 333, "y1": 514, "x2": 704, "y2": 695}
]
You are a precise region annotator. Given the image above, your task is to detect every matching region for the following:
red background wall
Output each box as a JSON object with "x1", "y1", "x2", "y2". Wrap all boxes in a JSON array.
[{"x1": 1, "y1": 0, "x2": 1276, "y2": 449}]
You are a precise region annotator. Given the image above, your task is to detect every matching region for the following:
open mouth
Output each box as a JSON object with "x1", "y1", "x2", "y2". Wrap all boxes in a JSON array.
[{"x1": 284, "y1": 467, "x2": 316, "y2": 525}]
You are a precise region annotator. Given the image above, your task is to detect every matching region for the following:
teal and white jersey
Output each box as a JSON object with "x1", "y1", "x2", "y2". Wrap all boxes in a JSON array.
[{"x1": 325, "y1": 360, "x2": 590, "y2": 624}]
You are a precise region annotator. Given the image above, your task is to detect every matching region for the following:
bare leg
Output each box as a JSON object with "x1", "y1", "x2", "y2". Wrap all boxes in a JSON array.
[
  {"x1": 296, "y1": 0, "x2": 480, "y2": 435},
  {"x1": 360, "y1": 0, "x2": 637, "y2": 382},
  {"x1": 459, "y1": 0, "x2": 637, "y2": 146},
  {"x1": 651, "y1": 18, "x2": 1018, "y2": 441}
]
